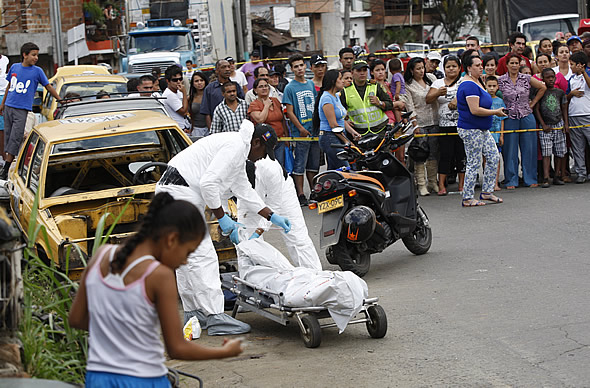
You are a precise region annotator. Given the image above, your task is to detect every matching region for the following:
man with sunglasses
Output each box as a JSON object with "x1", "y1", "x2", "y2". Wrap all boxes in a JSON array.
[{"x1": 162, "y1": 65, "x2": 190, "y2": 132}]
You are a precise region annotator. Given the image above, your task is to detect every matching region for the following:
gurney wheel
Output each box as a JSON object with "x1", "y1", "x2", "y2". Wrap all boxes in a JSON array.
[
  {"x1": 366, "y1": 305, "x2": 387, "y2": 339},
  {"x1": 300, "y1": 314, "x2": 322, "y2": 348}
]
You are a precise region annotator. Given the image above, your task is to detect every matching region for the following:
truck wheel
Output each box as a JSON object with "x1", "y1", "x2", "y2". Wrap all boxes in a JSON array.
[
  {"x1": 330, "y1": 239, "x2": 371, "y2": 277},
  {"x1": 402, "y1": 206, "x2": 432, "y2": 255},
  {"x1": 300, "y1": 314, "x2": 322, "y2": 348},
  {"x1": 366, "y1": 305, "x2": 388, "y2": 338}
]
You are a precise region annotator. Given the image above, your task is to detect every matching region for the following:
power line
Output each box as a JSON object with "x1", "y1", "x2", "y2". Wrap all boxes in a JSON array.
[{"x1": 0, "y1": 0, "x2": 35, "y2": 29}]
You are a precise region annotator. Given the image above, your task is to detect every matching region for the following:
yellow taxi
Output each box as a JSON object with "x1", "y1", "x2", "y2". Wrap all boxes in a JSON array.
[
  {"x1": 7, "y1": 110, "x2": 235, "y2": 279},
  {"x1": 40, "y1": 70, "x2": 128, "y2": 121}
]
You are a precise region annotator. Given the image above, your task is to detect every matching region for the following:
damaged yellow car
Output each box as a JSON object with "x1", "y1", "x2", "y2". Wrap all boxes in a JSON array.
[{"x1": 7, "y1": 110, "x2": 235, "y2": 279}]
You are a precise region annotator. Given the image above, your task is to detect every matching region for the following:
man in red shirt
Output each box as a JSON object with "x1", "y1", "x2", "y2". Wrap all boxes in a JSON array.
[{"x1": 496, "y1": 32, "x2": 531, "y2": 75}]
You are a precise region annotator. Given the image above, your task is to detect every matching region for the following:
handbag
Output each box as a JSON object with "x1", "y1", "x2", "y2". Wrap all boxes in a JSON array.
[{"x1": 407, "y1": 137, "x2": 430, "y2": 163}]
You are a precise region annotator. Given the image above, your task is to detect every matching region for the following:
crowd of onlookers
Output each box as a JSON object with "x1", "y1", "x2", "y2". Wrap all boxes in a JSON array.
[{"x1": 125, "y1": 32, "x2": 590, "y2": 207}]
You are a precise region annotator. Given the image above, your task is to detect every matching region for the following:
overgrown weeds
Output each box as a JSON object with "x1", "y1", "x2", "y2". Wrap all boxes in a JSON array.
[{"x1": 18, "y1": 194, "x2": 130, "y2": 384}]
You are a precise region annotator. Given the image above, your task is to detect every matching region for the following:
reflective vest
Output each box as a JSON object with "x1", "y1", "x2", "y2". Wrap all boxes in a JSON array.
[{"x1": 343, "y1": 83, "x2": 388, "y2": 135}]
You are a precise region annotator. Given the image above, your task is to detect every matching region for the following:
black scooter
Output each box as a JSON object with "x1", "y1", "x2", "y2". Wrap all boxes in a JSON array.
[{"x1": 309, "y1": 115, "x2": 432, "y2": 277}]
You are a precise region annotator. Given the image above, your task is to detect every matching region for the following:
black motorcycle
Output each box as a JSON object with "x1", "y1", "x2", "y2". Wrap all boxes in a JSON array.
[{"x1": 310, "y1": 116, "x2": 432, "y2": 277}]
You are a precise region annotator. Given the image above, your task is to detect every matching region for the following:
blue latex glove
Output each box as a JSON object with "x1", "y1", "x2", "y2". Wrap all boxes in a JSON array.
[
  {"x1": 229, "y1": 228, "x2": 241, "y2": 245},
  {"x1": 218, "y1": 214, "x2": 239, "y2": 235},
  {"x1": 249, "y1": 232, "x2": 260, "y2": 240},
  {"x1": 270, "y1": 213, "x2": 291, "y2": 233}
]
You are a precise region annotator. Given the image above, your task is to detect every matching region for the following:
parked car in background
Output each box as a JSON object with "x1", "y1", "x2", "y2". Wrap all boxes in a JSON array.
[
  {"x1": 402, "y1": 43, "x2": 430, "y2": 58},
  {"x1": 517, "y1": 14, "x2": 579, "y2": 41},
  {"x1": 54, "y1": 97, "x2": 170, "y2": 120},
  {"x1": 40, "y1": 71, "x2": 128, "y2": 122}
]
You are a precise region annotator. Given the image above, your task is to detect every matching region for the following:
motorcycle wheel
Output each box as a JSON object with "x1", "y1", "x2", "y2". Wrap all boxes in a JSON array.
[
  {"x1": 402, "y1": 205, "x2": 432, "y2": 255},
  {"x1": 329, "y1": 239, "x2": 371, "y2": 277}
]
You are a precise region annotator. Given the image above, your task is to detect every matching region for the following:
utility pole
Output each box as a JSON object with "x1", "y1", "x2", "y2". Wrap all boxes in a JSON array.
[
  {"x1": 578, "y1": 0, "x2": 588, "y2": 19},
  {"x1": 343, "y1": 0, "x2": 351, "y2": 47},
  {"x1": 49, "y1": 0, "x2": 65, "y2": 67}
]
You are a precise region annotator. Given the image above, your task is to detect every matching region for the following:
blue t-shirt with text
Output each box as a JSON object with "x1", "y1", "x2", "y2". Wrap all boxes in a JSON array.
[
  {"x1": 319, "y1": 92, "x2": 346, "y2": 132},
  {"x1": 5, "y1": 63, "x2": 49, "y2": 111},
  {"x1": 283, "y1": 79, "x2": 317, "y2": 136}
]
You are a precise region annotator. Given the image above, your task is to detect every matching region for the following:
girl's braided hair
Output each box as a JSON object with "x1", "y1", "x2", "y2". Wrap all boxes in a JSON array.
[{"x1": 110, "y1": 192, "x2": 206, "y2": 272}]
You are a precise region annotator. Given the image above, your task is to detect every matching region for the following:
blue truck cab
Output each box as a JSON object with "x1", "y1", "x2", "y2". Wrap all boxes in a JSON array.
[{"x1": 120, "y1": 19, "x2": 197, "y2": 74}]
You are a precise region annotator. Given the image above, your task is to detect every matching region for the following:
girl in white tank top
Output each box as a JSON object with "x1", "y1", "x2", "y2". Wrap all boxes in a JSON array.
[{"x1": 69, "y1": 193, "x2": 243, "y2": 387}]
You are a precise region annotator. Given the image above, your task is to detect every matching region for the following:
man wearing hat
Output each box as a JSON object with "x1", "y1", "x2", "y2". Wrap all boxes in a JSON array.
[
  {"x1": 567, "y1": 35, "x2": 584, "y2": 54},
  {"x1": 156, "y1": 120, "x2": 291, "y2": 335},
  {"x1": 238, "y1": 50, "x2": 269, "y2": 90},
  {"x1": 226, "y1": 56, "x2": 248, "y2": 94},
  {"x1": 426, "y1": 51, "x2": 444, "y2": 79},
  {"x1": 340, "y1": 59, "x2": 393, "y2": 137},
  {"x1": 311, "y1": 54, "x2": 327, "y2": 91}
]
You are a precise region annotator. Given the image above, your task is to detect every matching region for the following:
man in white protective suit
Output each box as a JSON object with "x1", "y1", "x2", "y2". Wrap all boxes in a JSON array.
[
  {"x1": 239, "y1": 154, "x2": 322, "y2": 270},
  {"x1": 156, "y1": 120, "x2": 291, "y2": 335}
]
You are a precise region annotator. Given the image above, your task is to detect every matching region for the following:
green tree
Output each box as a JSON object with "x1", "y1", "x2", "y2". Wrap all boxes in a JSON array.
[
  {"x1": 383, "y1": 27, "x2": 417, "y2": 47},
  {"x1": 431, "y1": 0, "x2": 486, "y2": 41}
]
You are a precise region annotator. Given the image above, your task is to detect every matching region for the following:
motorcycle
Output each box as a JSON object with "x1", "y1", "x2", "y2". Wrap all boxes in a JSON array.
[{"x1": 309, "y1": 114, "x2": 432, "y2": 277}]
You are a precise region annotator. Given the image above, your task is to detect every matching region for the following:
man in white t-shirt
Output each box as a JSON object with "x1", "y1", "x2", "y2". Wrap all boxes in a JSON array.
[
  {"x1": 227, "y1": 56, "x2": 248, "y2": 94},
  {"x1": 162, "y1": 65, "x2": 190, "y2": 132},
  {"x1": 0, "y1": 54, "x2": 10, "y2": 158}
]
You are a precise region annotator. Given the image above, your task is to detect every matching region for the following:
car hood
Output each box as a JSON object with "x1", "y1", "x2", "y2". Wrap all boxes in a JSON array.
[{"x1": 129, "y1": 51, "x2": 181, "y2": 64}]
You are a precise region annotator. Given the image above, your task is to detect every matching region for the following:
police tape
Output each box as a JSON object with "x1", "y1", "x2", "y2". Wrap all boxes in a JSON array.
[
  {"x1": 277, "y1": 123, "x2": 590, "y2": 142},
  {"x1": 191, "y1": 39, "x2": 558, "y2": 71}
]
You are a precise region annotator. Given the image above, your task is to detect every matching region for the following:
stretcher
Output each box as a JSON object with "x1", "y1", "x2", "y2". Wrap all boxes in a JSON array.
[{"x1": 220, "y1": 272, "x2": 388, "y2": 348}]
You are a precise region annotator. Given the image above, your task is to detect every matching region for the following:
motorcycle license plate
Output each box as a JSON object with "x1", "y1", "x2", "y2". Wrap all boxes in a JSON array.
[{"x1": 318, "y1": 195, "x2": 344, "y2": 214}]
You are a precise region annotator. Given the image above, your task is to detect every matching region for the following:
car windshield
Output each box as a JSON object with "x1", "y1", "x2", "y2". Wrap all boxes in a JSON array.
[
  {"x1": 60, "y1": 82, "x2": 127, "y2": 99},
  {"x1": 59, "y1": 99, "x2": 168, "y2": 119},
  {"x1": 129, "y1": 32, "x2": 192, "y2": 52},
  {"x1": 52, "y1": 131, "x2": 160, "y2": 154},
  {"x1": 522, "y1": 17, "x2": 577, "y2": 41}
]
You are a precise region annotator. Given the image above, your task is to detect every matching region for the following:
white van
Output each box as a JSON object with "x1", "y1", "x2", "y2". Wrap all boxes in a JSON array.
[{"x1": 517, "y1": 14, "x2": 579, "y2": 41}]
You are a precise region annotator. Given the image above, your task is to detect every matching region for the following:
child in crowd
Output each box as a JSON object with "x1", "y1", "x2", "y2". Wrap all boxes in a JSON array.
[
  {"x1": 69, "y1": 193, "x2": 243, "y2": 387},
  {"x1": 486, "y1": 76, "x2": 507, "y2": 191},
  {"x1": 0, "y1": 42, "x2": 60, "y2": 179},
  {"x1": 519, "y1": 65, "x2": 532, "y2": 75},
  {"x1": 534, "y1": 68, "x2": 569, "y2": 187},
  {"x1": 566, "y1": 51, "x2": 590, "y2": 183},
  {"x1": 388, "y1": 58, "x2": 405, "y2": 122}
]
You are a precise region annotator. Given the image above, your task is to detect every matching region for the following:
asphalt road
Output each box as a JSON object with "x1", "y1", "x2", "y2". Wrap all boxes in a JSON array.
[{"x1": 168, "y1": 183, "x2": 590, "y2": 387}]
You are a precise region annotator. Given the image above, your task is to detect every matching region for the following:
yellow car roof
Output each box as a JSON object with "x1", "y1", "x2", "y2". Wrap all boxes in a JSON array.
[
  {"x1": 34, "y1": 110, "x2": 179, "y2": 143},
  {"x1": 49, "y1": 65, "x2": 111, "y2": 82},
  {"x1": 56, "y1": 74, "x2": 128, "y2": 84}
]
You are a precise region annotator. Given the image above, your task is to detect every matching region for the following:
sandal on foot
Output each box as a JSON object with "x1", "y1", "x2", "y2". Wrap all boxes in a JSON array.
[
  {"x1": 479, "y1": 192, "x2": 503, "y2": 203},
  {"x1": 437, "y1": 188, "x2": 447, "y2": 196},
  {"x1": 506, "y1": 186, "x2": 516, "y2": 190},
  {"x1": 529, "y1": 183, "x2": 539, "y2": 188},
  {"x1": 462, "y1": 199, "x2": 486, "y2": 207},
  {"x1": 541, "y1": 180, "x2": 550, "y2": 188}
]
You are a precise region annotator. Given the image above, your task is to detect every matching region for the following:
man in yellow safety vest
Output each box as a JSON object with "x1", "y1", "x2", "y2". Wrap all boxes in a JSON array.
[{"x1": 340, "y1": 60, "x2": 393, "y2": 137}]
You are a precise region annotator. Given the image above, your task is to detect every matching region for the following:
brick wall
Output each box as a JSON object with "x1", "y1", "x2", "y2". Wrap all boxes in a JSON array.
[{"x1": 4, "y1": 0, "x2": 83, "y2": 34}]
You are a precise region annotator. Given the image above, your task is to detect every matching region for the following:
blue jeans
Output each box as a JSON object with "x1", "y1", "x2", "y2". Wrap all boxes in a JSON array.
[
  {"x1": 502, "y1": 114, "x2": 537, "y2": 187},
  {"x1": 319, "y1": 131, "x2": 349, "y2": 170},
  {"x1": 293, "y1": 139, "x2": 320, "y2": 175},
  {"x1": 274, "y1": 141, "x2": 286, "y2": 168}
]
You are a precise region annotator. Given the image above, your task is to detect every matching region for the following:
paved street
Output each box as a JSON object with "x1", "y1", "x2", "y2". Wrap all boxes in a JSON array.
[{"x1": 168, "y1": 183, "x2": 590, "y2": 387}]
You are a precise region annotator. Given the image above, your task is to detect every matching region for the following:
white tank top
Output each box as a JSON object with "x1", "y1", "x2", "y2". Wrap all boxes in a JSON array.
[{"x1": 86, "y1": 245, "x2": 167, "y2": 377}]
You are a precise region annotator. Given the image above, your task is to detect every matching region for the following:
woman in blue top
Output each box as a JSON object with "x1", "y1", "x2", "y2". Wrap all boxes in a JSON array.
[
  {"x1": 457, "y1": 55, "x2": 507, "y2": 207},
  {"x1": 313, "y1": 69, "x2": 357, "y2": 170}
]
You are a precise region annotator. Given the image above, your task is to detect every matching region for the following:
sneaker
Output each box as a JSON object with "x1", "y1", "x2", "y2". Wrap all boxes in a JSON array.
[
  {"x1": 576, "y1": 175, "x2": 586, "y2": 184},
  {"x1": 298, "y1": 194, "x2": 308, "y2": 206},
  {"x1": 553, "y1": 176, "x2": 565, "y2": 185}
]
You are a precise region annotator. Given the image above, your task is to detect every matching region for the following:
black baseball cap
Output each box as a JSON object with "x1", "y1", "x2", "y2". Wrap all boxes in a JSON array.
[
  {"x1": 253, "y1": 123, "x2": 277, "y2": 160},
  {"x1": 310, "y1": 54, "x2": 328, "y2": 66},
  {"x1": 224, "y1": 56, "x2": 235, "y2": 63},
  {"x1": 352, "y1": 59, "x2": 369, "y2": 70},
  {"x1": 250, "y1": 50, "x2": 261, "y2": 57},
  {"x1": 268, "y1": 70, "x2": 280, "y2": 76}
]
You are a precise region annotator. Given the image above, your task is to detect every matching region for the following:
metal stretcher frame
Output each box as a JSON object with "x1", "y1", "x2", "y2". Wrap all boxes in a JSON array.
[{"x1": 220, "y1": 273, "x2": 387, "y2": 348}]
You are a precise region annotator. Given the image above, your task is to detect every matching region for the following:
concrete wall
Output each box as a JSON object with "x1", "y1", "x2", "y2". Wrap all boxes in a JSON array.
[{"x1": 208, "y1": 0, "x2": 238, "y2": 60}]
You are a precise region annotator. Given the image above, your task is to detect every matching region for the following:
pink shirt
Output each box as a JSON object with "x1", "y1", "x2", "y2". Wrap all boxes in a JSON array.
[{"x1": 532, "y1": 72, "x2": 568, "y2": 92}]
